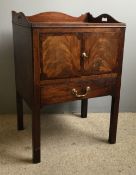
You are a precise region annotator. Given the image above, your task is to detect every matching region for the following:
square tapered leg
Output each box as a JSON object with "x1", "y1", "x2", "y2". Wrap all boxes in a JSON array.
[
  {"x1": 81, "y1": 99, "x2": 88, "y2": 118},
  {"x1": 32, "y1": 106, "x2": 41, "y2": 163},
  {"x1": 109, "y1": 95, "x2": 120, "y2": 144}
]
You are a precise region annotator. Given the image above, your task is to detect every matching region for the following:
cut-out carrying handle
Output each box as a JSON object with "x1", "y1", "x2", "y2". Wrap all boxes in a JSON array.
[
  {"x1": 98, "y1": 14, "x2": 119, "y2": 23},
  {"x1": 87, "y1": 13, "x2": 120, "y2": 23}
]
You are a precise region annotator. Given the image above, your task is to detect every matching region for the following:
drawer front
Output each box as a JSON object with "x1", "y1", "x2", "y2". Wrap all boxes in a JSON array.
[
  {"x1": 40, "y1": 74, "x2": 117, "y2": 105},
  {"x1": 39, "y1": 33, "x2": 81, "y2": 79},
  {"x1": 83, "y1": 32, "x2": 122, "y2": 75}
]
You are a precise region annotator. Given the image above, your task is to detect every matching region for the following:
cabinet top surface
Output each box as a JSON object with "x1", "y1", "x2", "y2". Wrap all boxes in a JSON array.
[{"x1": 12, "y1": 11, "x2": 126, "y2": 28}]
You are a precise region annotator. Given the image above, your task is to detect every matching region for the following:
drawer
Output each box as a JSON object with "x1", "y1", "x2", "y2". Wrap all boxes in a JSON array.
[{"x1": 40, "y1": 74, "x2": 117, "y2": 105}]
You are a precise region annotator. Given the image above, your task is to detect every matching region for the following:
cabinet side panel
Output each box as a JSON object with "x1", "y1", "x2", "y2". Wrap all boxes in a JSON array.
[{"x1": 12, "y1": 24, "x2": 33, "y2": 108}]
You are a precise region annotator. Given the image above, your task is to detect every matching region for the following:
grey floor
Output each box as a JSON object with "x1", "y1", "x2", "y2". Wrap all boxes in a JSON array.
[{"x1": 0, "y1": 113, "x2": 135, "y2": 175}]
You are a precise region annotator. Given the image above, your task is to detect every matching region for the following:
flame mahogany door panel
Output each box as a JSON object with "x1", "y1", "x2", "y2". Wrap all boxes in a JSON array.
[
  {"x1": 40, "y1": 33, "x2": 81, "y2": 79},
  {"x1": 83, "y1": 32, "x2": 122, "y2": 75}
]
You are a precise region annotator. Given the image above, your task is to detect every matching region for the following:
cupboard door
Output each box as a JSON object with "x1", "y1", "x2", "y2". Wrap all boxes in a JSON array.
[
  {"x1": 83, "y1": 32, "x2": 121, "y2": 75},
  {"x1": 40, "y1": 34, "x2": 81, "y2": 79}
]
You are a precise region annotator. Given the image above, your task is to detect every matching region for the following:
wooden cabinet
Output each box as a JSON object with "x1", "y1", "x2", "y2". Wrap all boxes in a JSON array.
[{"x1": 12, "y1": 11, "x2": 126, "y2": 163}]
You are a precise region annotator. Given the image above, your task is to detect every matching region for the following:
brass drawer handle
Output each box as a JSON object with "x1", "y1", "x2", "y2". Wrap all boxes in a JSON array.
[
  {"x1": 82, "y1": 52, "x2": 88, "y2": 59},
  {"x1": 72, "y1": 86, "x2": 90, "y2": 98}
]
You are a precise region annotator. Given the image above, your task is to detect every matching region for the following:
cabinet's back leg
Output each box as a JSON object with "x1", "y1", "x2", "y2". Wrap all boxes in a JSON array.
[
  {"x1": 108, "y1": 95, "x2": 120, "y2": 144},
  {"x1": 16, "y1": 91, "x2": 24, "y2": 130},
  {"x1": 81, "y1": 99, "x2": 88, "y2": 118}
]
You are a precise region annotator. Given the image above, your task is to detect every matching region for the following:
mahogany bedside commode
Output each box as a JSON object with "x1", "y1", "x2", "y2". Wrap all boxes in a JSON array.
[{"x1": 12, "y1": 11, "x2": 126, "y2": 163}]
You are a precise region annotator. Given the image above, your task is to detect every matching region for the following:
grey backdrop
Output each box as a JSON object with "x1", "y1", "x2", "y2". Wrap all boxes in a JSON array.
[{"x1": 0, "y1": 1, "x2": 136, "y2": 114}]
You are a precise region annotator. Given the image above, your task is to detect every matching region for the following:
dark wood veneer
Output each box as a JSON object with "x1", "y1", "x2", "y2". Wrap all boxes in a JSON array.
[
  {"x1": 40, "y1": 33, "x2": 81, "y2": 79},
  {"x1": 12, "y1": 11, "x2": 126, "y2": 163},
  {"x1": 40, "y1": 74, "x2": 117, "y2": 105}
]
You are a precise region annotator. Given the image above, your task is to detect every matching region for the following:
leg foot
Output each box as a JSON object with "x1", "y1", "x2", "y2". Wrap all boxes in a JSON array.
[{"x1": 33, "y1": 148, "x2": 41, "y2": 163}]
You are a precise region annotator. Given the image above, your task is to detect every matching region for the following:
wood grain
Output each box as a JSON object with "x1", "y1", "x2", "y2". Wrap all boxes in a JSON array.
[
  {"x1": 27, "y1": 12, "x2": 89, "y2": 22},
  {"x1": 40, "y1": 34, "x2": 81, "y2": 79},
  {"x1": 83, "y1": 32, "x2": 121, "y2": 75},
  {"x1": 40, "y1": 74, "x2": 117, "y2": 105}
]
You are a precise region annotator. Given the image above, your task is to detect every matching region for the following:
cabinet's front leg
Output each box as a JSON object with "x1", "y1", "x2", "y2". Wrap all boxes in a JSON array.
[
  {"x1": 32, "y1": 106, "x2": 41, "y2": 163},
  {"x1": 16, "y1": 91, "x2": 24, "y2": 130},
  {"x1": 81, "y1": 99, "x2": 88, "y2": 118},
  {"x1": 109, "y1": 94, "x2": 120, "y2": 144}
]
